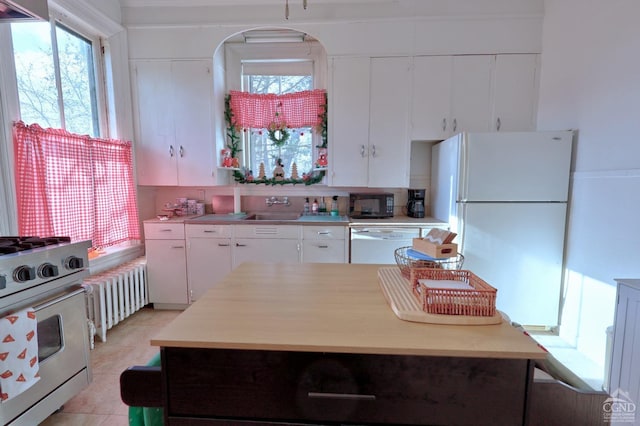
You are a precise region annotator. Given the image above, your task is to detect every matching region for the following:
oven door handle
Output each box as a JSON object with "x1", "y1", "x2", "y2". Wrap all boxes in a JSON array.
[{"x1": 33, "y1": 286, "x2": 86, "y2": 312}]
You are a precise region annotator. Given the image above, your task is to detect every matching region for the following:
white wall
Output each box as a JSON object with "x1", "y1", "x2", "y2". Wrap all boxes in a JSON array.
[{"x1": 537, "y1": 0, "x2": 640, "y2": 369}]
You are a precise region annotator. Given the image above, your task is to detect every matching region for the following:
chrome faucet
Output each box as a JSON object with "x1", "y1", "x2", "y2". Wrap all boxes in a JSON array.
[{"x1": 265, "y1": 196, "x2": 290, "y2": 207}]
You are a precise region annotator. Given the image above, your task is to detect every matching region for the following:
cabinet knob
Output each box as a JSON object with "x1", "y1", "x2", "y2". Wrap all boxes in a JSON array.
[
  {"x1": 169, "y1": 145, "x2": 174, "y2": 157},
  {"x1": 360, "y1": 144, "x2": 366, "y2": 158},
  {"x1": 371, "y1": 145, "x2": 377, "y2": 157},
  {"x1": 442, "y1": 118, "x2": 447, "y2": 132},
  {"x1": 496, "y1": 117, "x2": 502, "y2": 131},
  {"x1": 452, "y1": 119, "x2": 457, "y2": 132},
  {"x1": 179, "y1": 145, "x2": 185, "y2": 157}
]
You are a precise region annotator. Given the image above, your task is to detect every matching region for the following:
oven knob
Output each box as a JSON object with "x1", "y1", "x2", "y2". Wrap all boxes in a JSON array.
[
  {"x1": 13, "y1": 265, "x2": 36, "y2": 283},
  {"x1": 38, "y1": 263, "x2": 59, "y2": 278},
  {"x1": 64, "y1": 256, "x2": 84, "y2": 270},
  {"x1": 0, "y1": 275, "x2": 5, "y2": 290}
]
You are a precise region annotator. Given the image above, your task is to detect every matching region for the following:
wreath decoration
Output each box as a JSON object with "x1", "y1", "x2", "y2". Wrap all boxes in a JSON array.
[{"x1": 267, "y1": 123, "x2": 290, "y2": 147}]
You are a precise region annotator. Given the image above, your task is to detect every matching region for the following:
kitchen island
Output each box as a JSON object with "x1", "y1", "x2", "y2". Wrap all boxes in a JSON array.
[{"x1": 142, "y1": 262, "x2": 546, "y2": 425}]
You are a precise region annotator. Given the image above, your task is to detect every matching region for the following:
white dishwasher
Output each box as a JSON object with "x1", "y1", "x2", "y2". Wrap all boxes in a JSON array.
[{"x1": 350, "y1": 226, "x2": 421, "y2": 264}]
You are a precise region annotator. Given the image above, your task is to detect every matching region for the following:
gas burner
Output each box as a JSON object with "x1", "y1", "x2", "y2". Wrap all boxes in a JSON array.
[{"x1": 0, "y1": 236, "x2": 72, "y2": 255}]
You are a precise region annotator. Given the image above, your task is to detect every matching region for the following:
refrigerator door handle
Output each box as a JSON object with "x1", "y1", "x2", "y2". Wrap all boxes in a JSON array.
[{"x1": 459, "y1": 134, "x2": 470, "y2": 201}]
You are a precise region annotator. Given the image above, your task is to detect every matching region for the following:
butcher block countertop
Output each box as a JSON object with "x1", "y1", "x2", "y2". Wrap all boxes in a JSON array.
[{"x1": 151, "y1": 262, "x2": 545, "y2": 360}]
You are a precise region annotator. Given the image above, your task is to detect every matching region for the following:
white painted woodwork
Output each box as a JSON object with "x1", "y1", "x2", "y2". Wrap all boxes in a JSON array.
[
  {"x1": 132, "y1": 60, "x2": 216, "y2": 186},
  {"x1": 144, "y1": 223, "x2": 188, "y2": 305},
  {"x1": 411, "y1": 56, "x2": 453, "y2": 141},
  {"x1": 450, "y1": 55, "x2": 493, "y2": 134},
  {"x1": 301, "y1": 225, "x2": 348, "y2": 263},
  {"x1": 609, "y1": 279, "x2": 640, "y2": 411},
  {"x1": 491, "y1": 54, "x2": 539, "y2": 132},
  {"x1": 328, "y1": 56, "x2": 370, "y2": 187},
  {"x1": 186, "y1": 225, "x2": 232, "y2": 302},
  {"x1": 368, "y1": 57, "x2": 412, "y2": 188}
]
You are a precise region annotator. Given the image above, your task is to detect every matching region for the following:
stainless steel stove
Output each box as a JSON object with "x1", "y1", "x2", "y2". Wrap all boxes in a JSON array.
[{"x1": 0, "y1": 236, "x2": 93, "y2": 425}]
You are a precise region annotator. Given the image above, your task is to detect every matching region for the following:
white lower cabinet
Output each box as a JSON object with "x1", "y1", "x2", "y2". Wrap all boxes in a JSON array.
[
  {"x1": 144, "y1": 223, "x2": 188, "y2": 307},
  {"x1": 186, "y1": 225, "x2": 232, "y2": 302},
  {"x1": 301, "y1": 226, "x2": 348, "y2": 263},
  {"x1": 232, "y1": 225, "x2": 301, "y2": 269},
  {"x1": 609, "y1": 279, "x2": 640, "y2": 408},
  {"x1": 153, "y1": 223, "x2": 350, "y2": 305}
]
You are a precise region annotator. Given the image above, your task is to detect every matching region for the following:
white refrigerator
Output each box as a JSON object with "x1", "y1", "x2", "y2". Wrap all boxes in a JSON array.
[{"x1": 431, "y1": 131, "x2": 573, "y2": 327}]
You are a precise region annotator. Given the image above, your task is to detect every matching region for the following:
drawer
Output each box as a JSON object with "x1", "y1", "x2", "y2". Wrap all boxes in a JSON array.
[
  {"x1": 144, "y1": 223, "x2": 185, "y2": 239},
  {"x1": 302, "y1": 226, "x2": 346, "y2": 240},
  {"x1": 234, "y1": 225, "x2": 299, "y2": 239},
  {"x1": 164, "y1": 348, "x2": 530, "y2": 425},
  {"x1": 302, "y1": 240, "x2": 346, "y2": 263},
  {"x1": 186, "y1": 224, "x2": 232, "y2": 238}
]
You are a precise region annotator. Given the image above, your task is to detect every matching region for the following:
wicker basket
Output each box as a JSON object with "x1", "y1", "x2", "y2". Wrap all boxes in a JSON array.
[
  {"x1": 410, "y1": 268, "x2": 497, "y2": 317},
  {"x1": 394, "y1": 246, "x2": 464, "y2": 280}
]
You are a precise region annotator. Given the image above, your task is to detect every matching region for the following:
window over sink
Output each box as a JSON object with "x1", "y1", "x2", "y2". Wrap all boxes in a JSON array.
[{"x1": 224, "y1": 33, "x2": 327, "y2": 185}]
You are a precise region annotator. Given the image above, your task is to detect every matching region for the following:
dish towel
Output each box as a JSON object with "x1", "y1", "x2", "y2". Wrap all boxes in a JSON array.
[{"x1": 0, "y1": 308, "x2": 40, "y2": 402}]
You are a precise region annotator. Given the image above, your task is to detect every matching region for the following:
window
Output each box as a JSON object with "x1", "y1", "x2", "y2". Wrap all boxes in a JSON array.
[
  {"x1": 225, "y1": 39, "x2": 327, "y2": 181},
  {"x1": 9, "y1": 20, "x2": 139, "y2": 248},
  {"x1": 243, "y1": 68, "x2": 313, "y2": 176},
  {"x1": 11, "y1": 21, "x2": 101, "y2": 137}
]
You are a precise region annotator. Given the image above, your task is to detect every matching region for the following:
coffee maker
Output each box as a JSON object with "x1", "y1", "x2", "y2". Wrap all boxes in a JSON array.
[{"x1": 407, "y1": 189, "x2": 425, "y2": 218}]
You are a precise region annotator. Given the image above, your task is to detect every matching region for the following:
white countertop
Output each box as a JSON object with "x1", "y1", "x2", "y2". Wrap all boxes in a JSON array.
[{"x1": 143, "y1": 214, "x2": 447, "y2": 228}]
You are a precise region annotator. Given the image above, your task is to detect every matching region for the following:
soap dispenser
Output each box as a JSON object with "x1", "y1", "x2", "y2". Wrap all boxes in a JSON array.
[{"x1": 331, "y1": 196, "x2": 339, "y2": 216}]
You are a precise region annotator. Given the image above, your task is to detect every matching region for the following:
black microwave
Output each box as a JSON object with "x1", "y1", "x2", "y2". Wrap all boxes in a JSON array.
[{"x1": 349, "y1": 193, "x2": 394, "y2": 219}]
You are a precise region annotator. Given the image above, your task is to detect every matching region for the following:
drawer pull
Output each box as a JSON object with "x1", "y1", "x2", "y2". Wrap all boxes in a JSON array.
[
  {"x1": 218, "y1": 243, "x2": 230, "y2": 247},
  {"x1": 307, "y1": 392, "x2": 376, "y2": 401},
  {"x1": 204, "y1": 230, "x2": 217, "y2": 233},
  {"x1": 318, "y1": 245, "x2": 329, "y2": 249},
  {"x1": 317, "y1": 231, "x2": 330, "y2": 235}
]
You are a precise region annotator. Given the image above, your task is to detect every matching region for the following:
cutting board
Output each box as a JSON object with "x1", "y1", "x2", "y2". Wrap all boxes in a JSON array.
[{"x1": 377, "y1": 267, "x2": 503, "y2": 325}]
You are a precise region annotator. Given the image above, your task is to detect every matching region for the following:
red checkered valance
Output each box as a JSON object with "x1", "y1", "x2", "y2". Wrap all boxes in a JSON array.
[
  {"x1": 13, "y1": 121, "x2": 140, "y2": 248},
  {"x1": 228, "y1": 89, "x2": 326, "y2": 129}
]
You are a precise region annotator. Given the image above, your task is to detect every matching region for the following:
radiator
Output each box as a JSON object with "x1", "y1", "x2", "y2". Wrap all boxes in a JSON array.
[{"x1": 85, "y1": 257, "x2": 148, "y2": 348}]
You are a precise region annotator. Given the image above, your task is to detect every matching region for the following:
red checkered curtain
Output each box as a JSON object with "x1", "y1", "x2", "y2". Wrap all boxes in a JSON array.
[
  {"x1": 229, "y1": 89, "x2": 326, "y2": 128},
  {"x1": 13, "y1": 122, "x2": 140, "y2": 248}
]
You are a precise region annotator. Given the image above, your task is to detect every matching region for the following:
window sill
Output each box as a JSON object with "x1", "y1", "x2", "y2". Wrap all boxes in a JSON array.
[{"x1": 88, "y1": 240, "x2": 144, "y2": 276}]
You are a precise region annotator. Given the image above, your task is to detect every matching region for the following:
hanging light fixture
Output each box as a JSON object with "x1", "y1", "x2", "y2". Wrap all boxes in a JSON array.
[{"x1": 285, "y1": 0, "x2": 309, "y2": 20}]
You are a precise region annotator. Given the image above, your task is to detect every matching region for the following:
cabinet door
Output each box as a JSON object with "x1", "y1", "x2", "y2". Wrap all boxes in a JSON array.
[
  {"x1": 328, "y1": 57, "x2": 370, "y2": 187},
  {"x1": 368, "y1": 57, "x2": 411, "y2": 188},
  {"x1": 491, "y1": 54, "x2": 539, "y2": 132},
  {"x1": 146, "y1": 239, "x2": 188, "y2": 304},
  {"x1": 187, "y1": 237, "x2": 232, "y2": 302},
  {"x1": 609, "y1": 281, "x2": 640, "y2": 404},
  {"x1": 172, "y1": 60, "x2": 216, "y2": 186},
  {"x1": 233, "y1": 239, "x2": 300, "y2": 269},
  {"x1": 411, "y1": 56, "x2": 453, "y2": 141},
  {"x1": 133, "y1": 61, "x2": 178, "y2": 185},
  {"x1": 450, "y1": 55, "x2": 493, "y2": 134}
]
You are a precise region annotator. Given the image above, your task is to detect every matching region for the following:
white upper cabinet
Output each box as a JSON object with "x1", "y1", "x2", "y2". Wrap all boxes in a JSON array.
[
  {"x1": 328, "y1": 56, "x2": 370, "y2": 187},
  {"x1": 368, "y1": 57, "x2": 412, "y2": 188},
  {"x1": 329, "y1": 56, "x2": 411, "y2": 188},
  {"x1": 411, "y1": 56, "x2": 453, "y2": 141},
  {"x1": 450, "y1": 55, "x2": 494, "y2": 134},
  {"x1": 491, "y1": 54, "x2": 539, "y2": 132},
  {"x1": 411, "y1": 54, "x2": 539, "y2": 140},
  {"x1": 132, "y1": 60, "x2": 216, "y2": 186}
]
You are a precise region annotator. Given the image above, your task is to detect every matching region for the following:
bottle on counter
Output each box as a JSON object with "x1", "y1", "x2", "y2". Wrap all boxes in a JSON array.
[
  {"x1": 304, "y1": 197, "x2": 310, "y2": 215},
  {"x1": 331, "y1": 196, "x2": 339, "y2": 216},
  {"x1": 312, "y1": 198, "x2": 319, "y2": 214},
  {"x1": 318, "y1": 197, "x2": 326, "y2": 213}
]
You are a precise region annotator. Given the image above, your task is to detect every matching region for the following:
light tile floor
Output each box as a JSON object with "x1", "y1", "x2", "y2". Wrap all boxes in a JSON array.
[{"x1": 40, "y1": 307, "x2": 181, "y2": 426}]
